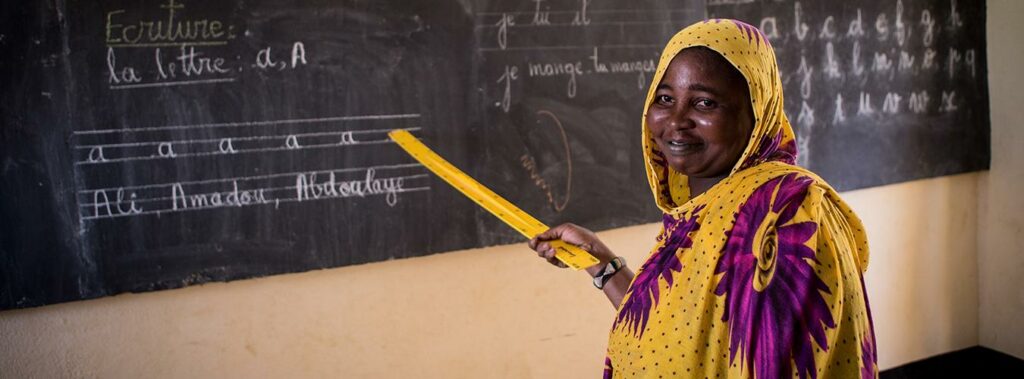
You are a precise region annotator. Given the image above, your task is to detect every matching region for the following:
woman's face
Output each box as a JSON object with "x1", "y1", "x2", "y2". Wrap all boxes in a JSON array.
[{"x1": 646, "y1": 47, "x2": 754, "y2": 178}]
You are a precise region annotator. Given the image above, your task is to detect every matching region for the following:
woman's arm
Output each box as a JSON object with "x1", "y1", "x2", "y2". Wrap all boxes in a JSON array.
[{"x1": 529, "y1": 223, "x2": 634, "y2": 308}]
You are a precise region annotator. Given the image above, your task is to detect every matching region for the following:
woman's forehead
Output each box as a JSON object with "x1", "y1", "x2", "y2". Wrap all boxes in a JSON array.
[{"x1": 662, "y1": 47, "x2": 748, "y2": 90}]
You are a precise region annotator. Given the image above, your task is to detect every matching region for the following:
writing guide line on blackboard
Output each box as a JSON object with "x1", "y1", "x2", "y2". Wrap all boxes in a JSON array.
[
  {"x1": 73, "y1": 114, "x2": 422, "y2": 135},
  {"x1": 78, "y1": 158, "x2": 429, "y2": 222},
  {"x1": 74, "y1": 134, "x2": 405, "y2": 166},
  {"x1": 74, "y1": 138, "x2": 396, "y2": 166},
  {"x1": 73, "y1": 114, "x2": 422, "y2": 164},
  {"x1": 79, "y1": 171, "x2": 430, "y2": 221},
  {"x1": 474, "y1": 6, "x2": 697, "y2": 17},
  {"x1": 78, "y1": 173, "x2": 430, "y2": 211},
  {"x1": 482, "y1": 4, "x2": 681, "y2": 52},
  {"x1": 108, "y1": 77, "x2": 236, "y2": 90},
  {"x1": 74, "y1": 127, "x2": 412, "y2": 150},
  {"x1": 73, "y1": 117, "x2": 421, "y2": 165},
  {"x1": 107, "y1": 41, "x2": 229, "y2": 48},
  {"x1": 74, "y1": 111, "x2": 430, "y2": 223}
]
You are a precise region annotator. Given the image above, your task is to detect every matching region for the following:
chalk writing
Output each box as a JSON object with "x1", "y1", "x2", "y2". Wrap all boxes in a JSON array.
[
  {"x1": 107, "y1": 48, "x2": 143, "y2": 84},
  {"x1": 73, "y1": 124, "x2": 411, "y2": 166},
  {"x1": 104, "y1": 0, "x2": 237, "y2": 46},
  {"x1": 940, "y1": 91, "x2": 958, "y2": 112},
  {"x1": 528, "y1": 61, "x2": 582, "y2": 98},
  {"x1": 858, "y1": 92, "x2": 874, "y2": 115},
  {"x1": 532, "y1": 0, "x2": 551, "y2": 25},
  {"x1": 520, "y1": 110, "x2": 573, "y2": 212},
  {"x1": 296, "y1": 169, "x2": 406, "y2": 207},
  {"x1": 172, "y1": 181, "x2": 268, "y2": 210},
  {"x1": 74, "y1": 112, "x2": 430, "y2": 222},
  {"x1": 92, "y1": 188, "x2": 143, "y2": 217},
  {"x1": 219, "y1": 138, "x2": 236, "y2": 153},
  {"x1": 157, "y1": 142, "x2": 176, "y2": 157},
  {"x1": 476, "y1": 2, "x2": 696, "y2": 108},
  {"x1": 254, "y1": 42, "x2": 308, "y2": 71},
  {"x1": 793, "y1": 2, "x2": 809, "y2": 41},
  {"x1": 832, "y1": 94, "x2": 845, "y2": 124},
  {"x1": 908, "y1": 91, "x2": 929, "y2": 113},
  {"x1": 497, "y1": 65, "x2": 518, "y2": 112},
  {"x1": 709, "y1": 0, "x2": 985, "y2": 135},
  {"x1": 882, "y1": 92, "x2": 902, "y2": 114},
  {"x1": 79, "y1": 165, "x2": 428, "y2": 220},
  {"x1": 571, "y1": 0, "x2": 592, "y2": 26},
  {"x1": 88, "y1": 147, "x2": 107, "y2": 162},
  {"x1": 496, "y1": 13, "x2": 514, "y2": 50},
  {"x1": 103, "y1": 1, "x2": 310, "y2": 90}
]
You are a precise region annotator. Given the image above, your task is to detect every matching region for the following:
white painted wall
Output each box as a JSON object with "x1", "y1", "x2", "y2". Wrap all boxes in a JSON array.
[
  {"x1": 978, "y1": 0, "x2": 1024, "y2": 360},
  {"x1": 0, "y1": 173, "x2": 986, "y2": 377}
]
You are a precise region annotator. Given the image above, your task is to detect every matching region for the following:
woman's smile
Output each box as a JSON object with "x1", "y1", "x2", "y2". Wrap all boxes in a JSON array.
[{"x1": 661, "y1": 137, "x2": 704, "y2": 155}]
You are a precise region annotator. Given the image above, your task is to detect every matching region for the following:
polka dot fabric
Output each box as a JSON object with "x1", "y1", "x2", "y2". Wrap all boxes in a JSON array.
[{"x1": 607, "y1": 20, "x2": 876, "y2": 379}]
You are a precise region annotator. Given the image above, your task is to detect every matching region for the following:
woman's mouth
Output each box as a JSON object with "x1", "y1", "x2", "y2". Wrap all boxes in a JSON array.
[{"x1": 663, "y1": 139, "x2": 703, "y2": 154}]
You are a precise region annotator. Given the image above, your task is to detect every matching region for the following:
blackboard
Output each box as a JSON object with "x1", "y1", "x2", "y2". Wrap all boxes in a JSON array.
[
  {"x1": 0, "y1": 0, "x2": 702, "y2": 309},
  {"x1": 0, "y1": 0, "x2": 988, "y2": 310},
  {"x1": 708, "y1": 0, "x2": 990, "y2": 190}
]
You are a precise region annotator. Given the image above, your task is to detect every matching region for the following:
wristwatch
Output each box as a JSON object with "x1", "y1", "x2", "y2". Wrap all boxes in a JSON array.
[{"x1": 593, "y1": 256, "x2": 626, "y2": 290}]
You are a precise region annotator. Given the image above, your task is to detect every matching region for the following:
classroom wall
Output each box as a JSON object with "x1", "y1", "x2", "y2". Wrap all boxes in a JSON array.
[
  {"x1": 0, "y1": 173, "x2": 983, "y2": 378},
  {"x1": 977, "y1": 0, "x2": 1024, "y2": 360},
  {"x1": 3, "y1": 2, "x2": 1021, "y2": 377}
]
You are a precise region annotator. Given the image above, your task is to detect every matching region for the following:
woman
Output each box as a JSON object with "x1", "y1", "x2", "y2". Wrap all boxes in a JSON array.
[{"x1": 530, "y1": 19, "x2": 876, "y2": 378}]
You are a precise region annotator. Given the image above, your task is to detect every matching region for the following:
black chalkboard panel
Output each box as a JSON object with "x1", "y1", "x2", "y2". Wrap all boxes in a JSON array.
[
  {"x1": 709, "y1": 0, "x2": 990, "y2": 190},
  {"x1": 0, "y1": 0, "x2": 703, "y2": 309},
  {"x1": 0, "y1": 0, "x2": 990, "y2": 309}
]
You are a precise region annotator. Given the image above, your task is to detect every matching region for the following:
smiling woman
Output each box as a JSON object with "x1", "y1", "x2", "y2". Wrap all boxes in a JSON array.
[
  {"x1": 646, "y1": 47, "x2": 754, "y2": 196},
  {"x1": 530, "y1": 19, "x2": 876, "y2": 379}
]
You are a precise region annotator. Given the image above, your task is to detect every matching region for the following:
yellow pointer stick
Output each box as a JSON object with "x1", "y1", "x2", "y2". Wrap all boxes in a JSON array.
[{"x1": 389, "y1": 129, "x2": 599, "y2": 271}]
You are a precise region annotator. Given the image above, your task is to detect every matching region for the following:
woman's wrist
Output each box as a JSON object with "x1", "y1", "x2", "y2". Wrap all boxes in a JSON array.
[{"x1": 584, "y1": 245, "x2": 617, "y2": 276}]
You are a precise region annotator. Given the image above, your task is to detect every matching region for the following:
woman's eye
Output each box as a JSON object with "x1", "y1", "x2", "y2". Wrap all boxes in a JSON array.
[
  {"x1": 695, "y1": 99, "x2": 717, "y2": 109},
  {"x1": 655, "y1": 95, "x2": 673, "y2": 105}
]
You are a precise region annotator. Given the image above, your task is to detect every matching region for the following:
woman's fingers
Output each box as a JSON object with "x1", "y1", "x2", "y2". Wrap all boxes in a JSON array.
[
  {"x1": 547, "y1": 256, "x2": 568, "y2": 268},
  {"x1": 532, "y1": 223, "x2": 581, "y2": 244},
  {"x1": 534, "y1": 241, "x2": 552, "y2": 256},
  {"x1": 533, "y1": 227, "x2": 563, "y2": 242},
  {"x1": 531, "y1": 223, "x2": 596, "y2": 269},
  {"x1": 538, "y1": 243, "x2": 555, "y2": 259},
  {"x1": 540, "y1": 245, "x2": 569, "y2": 268}
]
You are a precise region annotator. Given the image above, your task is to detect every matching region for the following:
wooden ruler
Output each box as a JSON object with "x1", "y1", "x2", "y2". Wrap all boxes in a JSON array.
[{"x1": 389, "y1": 129, "x2": 599, "y2": 270}]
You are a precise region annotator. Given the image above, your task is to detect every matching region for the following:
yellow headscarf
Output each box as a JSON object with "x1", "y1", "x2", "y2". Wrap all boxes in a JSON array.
[
  {"x1": 605, "y1": 19, "x2": 876, "y2": 379},
  {"x1": 643, "y1": 19, "x2": 797, "y2": 213}
]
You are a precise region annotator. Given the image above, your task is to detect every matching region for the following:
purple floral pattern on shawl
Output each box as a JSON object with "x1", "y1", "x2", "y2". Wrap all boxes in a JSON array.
[
  {"x1": 740, "y1": 132, "x2": 797, "y2": 171},
  {"x1": 730, "y1": 19, "x2": 766, "y2": 47},
  {"x1": 615, "y1": 206, "x2": 704, "y2": 337},
  {"x1": 861, "y1": 331, "x2": 877, "y2": 379},
  {"x1": 714, "y1": 173, "x2": 834, "y2": 379},
  {"x1": 860, "y1": 276, "x2": 878, "y2": 379},
  {"x1": 651, "y1": 149, "x2": 675, "y2": 206},
  {"x1": 603, "y1": 356, "x2": 613, "y2": 379}
]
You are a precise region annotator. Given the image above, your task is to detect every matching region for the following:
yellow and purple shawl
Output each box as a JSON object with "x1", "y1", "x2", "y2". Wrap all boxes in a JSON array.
[{"x1": 604, "y1": 20, "x2": 877, "y2": 379}]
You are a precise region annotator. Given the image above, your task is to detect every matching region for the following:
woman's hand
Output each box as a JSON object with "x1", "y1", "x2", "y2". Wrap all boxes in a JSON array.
[
  {"x1": 529, "y1": 223, "x2": 615, "y2": 274},
  {"x1": 529, "y1": 223, "x2": 634, "y2": 308}
]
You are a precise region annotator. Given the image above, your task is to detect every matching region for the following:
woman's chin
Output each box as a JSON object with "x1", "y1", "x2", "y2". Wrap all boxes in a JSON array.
[{"x1": 664, "y1": 157, "x2": 696, "y2": 175}]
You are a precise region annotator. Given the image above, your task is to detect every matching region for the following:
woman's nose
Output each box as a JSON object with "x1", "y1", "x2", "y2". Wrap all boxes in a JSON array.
[{"x1": 666, "y1": 105, "x2": 695, "y2": 130}]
